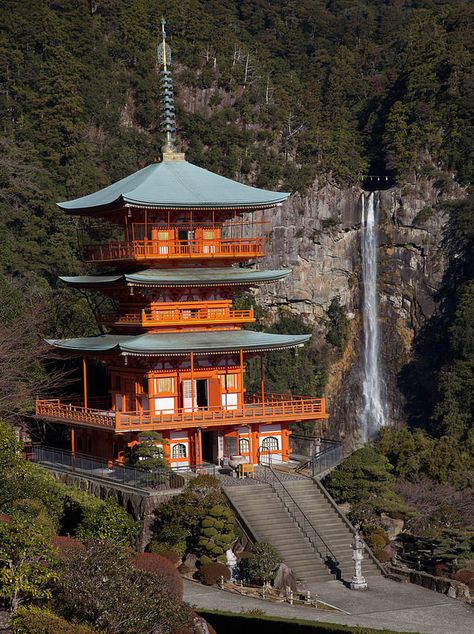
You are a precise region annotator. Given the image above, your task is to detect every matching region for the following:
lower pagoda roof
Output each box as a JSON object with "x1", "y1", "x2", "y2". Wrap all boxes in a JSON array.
[
  {"x1": 60, "y1": 268, "x2": 291, "y2": 289},
  {"x1": 46, "y1": 330, "x2": 311, "y2": 356}
]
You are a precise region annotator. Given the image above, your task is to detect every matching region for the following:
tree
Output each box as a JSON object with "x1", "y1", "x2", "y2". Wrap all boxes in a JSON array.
[
  {"x1": 0, "y1": 516, "x2": 58, "y2": 612},
  {"x1": 197, "y1": 504, "x2": 236, "y2": 564},
  {"x1": 326, "y1": 296, "x2": 349, "y2": 351},
  {"x1": 324, "y1": 447, "x2": 397, "y2": 507},
  {"x1": 56, "y1": 541, "x2": 192, "y2": 634},
  {"x1": 126, "y1": 431, "x2": 170, "y2": 472},
  {"x1": 74, "y1": 498, "x2": 139, "y2": 545}
]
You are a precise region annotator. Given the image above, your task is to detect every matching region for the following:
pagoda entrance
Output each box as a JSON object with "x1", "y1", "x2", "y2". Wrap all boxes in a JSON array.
[{"x1": 201, "y1": 430, "x2": 218, "y2": 464}]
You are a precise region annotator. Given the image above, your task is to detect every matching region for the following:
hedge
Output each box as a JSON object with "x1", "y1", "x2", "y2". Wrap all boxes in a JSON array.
[{"x1": 198, "y1": 611, "x2": 421, "y2": 634}]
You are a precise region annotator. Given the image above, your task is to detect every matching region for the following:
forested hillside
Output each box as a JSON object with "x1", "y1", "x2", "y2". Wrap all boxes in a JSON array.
[{"x1": 0, "y1": 0, "x2": 473, "y2": 444}]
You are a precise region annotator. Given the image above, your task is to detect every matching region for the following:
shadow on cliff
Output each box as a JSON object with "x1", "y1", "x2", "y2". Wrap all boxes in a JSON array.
[{"x1": 397, "y1": 193, "x2": 474, "y2": 434}]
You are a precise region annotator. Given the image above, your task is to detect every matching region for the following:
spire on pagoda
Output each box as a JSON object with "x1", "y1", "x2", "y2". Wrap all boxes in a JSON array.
[{"x1": 158, "y1": 18, "x2": 184, "y2": 161}]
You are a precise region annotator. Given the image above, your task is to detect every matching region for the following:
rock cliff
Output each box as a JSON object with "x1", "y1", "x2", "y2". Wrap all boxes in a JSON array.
[{"x1": 259, "y1": 179, "x2": 456, "y2": 448}]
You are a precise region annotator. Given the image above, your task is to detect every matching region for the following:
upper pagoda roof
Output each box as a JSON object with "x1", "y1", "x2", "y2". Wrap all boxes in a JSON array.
[
  {"x1": 59, "y1": 267, "x2": 291, "y2": 289},
  {"x1": 46, "y1": 330, "x2": 311, "y2": 356},
  {"x1": 58, "y1": 157, "x2": 290, "y2": 214}
]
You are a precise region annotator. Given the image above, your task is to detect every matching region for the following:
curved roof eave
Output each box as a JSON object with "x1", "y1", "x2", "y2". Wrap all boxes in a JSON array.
[
  {"x1": 59, "y1": 268, "x2": 292, "y2": 289},
  {"x1": 46, "y1": 331, "x2": 311, "y2": 356}
]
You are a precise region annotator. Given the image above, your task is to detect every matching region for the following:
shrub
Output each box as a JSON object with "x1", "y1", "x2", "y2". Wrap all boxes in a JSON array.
[
  {"x1": 52, "y1": 535, "x2": 86, "y2": 560},
  {"x1": 197, "y1": 505, "x2": 236, "y2": 560},
  {"x1": 200, "y1": 562, "x2": 230, "y2": 586},
  {"x1": 146, "y1": 539, "x2": 182, "y2": 564},
  {"x1": 74, "y1": 497, "x2": 139, "y2": 544},
  {"x1": 10, "y1": 606, "x2": 96, "y2": 634},
  {"x1": 363, "y1": 526, "x2": 391, "y2": 563},
  {"x1": 131, "y1": 552, "x2": 183, "y2": 599},
  {"x1": 55, "y1": 541, "x2": 192, "y2": 634},
  {"x1": 246, "y1": 542, "x2": 282, "y2": 583}
]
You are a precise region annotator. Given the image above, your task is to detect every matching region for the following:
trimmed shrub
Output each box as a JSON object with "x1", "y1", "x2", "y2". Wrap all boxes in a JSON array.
[
  {"x1": 200, "y1": 562, "x2": 230, "y2": 586},
  {"x1": 197, "y1": 505, "x2": 235, "y2": 560},
  {"x1": 74, "y1": 497, "x2": 139, "y2": 545},
  {"x1": 10, "y1": 606, "x2": 95, "y2": 634},
  {"x1": 146, "y1": 539, "x2": 181, "y2": 565},
  {"x1": 131, "y1": 552, "x2": 183, "y2": 599}
]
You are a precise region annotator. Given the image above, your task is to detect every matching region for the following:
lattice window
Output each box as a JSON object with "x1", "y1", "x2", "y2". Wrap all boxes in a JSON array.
[
  {"x1": 171, "y1": 443, "x2": 187, "y2": 459},
  {"x1": 220, "y1": 373, "x2": 237, "y2": 389},
  {"x1": 156, "y1": 377, "x2": 173, "y2": 393},
  {"x1": 239, "y1": 438, "x2": 249, "y2": 454},
  {"x1": 261, "y1": 436, "x2": 279, "y2": 451}
]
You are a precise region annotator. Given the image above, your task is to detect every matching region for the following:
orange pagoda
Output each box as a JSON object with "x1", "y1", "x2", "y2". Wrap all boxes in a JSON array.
[{"x1": 35, "y1": 21, "x2": 327, "y2": 468}]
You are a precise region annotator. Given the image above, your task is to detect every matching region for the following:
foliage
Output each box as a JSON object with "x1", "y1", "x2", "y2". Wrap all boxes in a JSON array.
[
  {"x1": 125, "y1": 431, "x2": 169, "y2": 472},
  {"x1": 395, "y1": 477, "x2": 474, "y2": 533},
  {"x1": 362, "y1": 526, "x2": 391, "y2": 564},
  {"x1": 0, "y1": 516, "x2": 59, "y2": 612},
  {"x1": 145, "y1": 539, "x2": 182, "y2": 563},
  {"x1": 197, "y1": 505, "x2": 236, "y2": 562},
  {"x1": 200, "y1": 562, "x2": 230, "y2": 586},
  {"x1": 375, "y1": 428, "x2": 473, "y2": 488},
  {"x1": 246, "y1": 542, "x2": 282, "y2": 584},
  {"x1": 10, "y1": 606, "x2": 96, "y2": 634},
  {"x1": 74, "y1": 497, "x2": 138, "y2": 545},
  {"x1": 152, "y1": 475, "x2": 226, "y2": 555},
  {"x1": 131, "y1": 552, "x2": 183, "y2": 599},
  {"x1": 0, "y1": 419, "x2": 139, "y2": 543},
  {"x1": 398, "y1": 529, "x2": 474, "y2": 574},
  {"x1": 55, "y1": 541, "x2": 192, "y2": 634},
  {"x1": 326, "y1": 297, "x2": 349, "y2": 351}
]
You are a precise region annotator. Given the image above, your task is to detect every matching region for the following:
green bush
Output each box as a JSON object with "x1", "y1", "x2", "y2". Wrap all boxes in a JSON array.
[
  {"x1": 246, "y1": 542, "x2": 282, "y2": 583},
  {"x1": 74, "y1": 497, "x2": 138, "y2": 545},
  {"x1": 200, "y1": 562, "x2": 230, "y2": 586},
  {"x1": 197, "y1": 505, "x2": 236, "y2": 559},
  {"x1": 145, "y1": 539, "x2": 182, "y2": 564},
  {"x1": 10, "y1": 606, "x2": 96, "y2": 634}
]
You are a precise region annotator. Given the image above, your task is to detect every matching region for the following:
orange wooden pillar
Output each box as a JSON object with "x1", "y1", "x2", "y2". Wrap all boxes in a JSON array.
[
  {"x1": 251, "y1": 427, "x2": 259, "y2": 465},
  {"x1": 281, "y1": 425, "x2": 290, "y2": 462},
  {"x1": 194, "y1": 428, "x2": 202, "y2": 468},
  {"x1": 82, "y1": 356, "x2": 88, "y2": 408}
]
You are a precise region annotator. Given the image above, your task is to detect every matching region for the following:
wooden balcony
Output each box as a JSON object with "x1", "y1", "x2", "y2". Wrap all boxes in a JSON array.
[
  {"x1": 84, "y1": 237, "x2": 265, "y2": 264},
  {"x1": 35, "y1": 395, "x2": 328, "y2": 433},
  {"x1": 99, "y1": 306, "x2": 255, "y2": 329}
]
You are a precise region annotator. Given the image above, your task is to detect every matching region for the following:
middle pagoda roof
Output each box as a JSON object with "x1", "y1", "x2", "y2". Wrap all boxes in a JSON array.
[
  {"x1": 60, "y1": 267, "x2": 291, "y2": 289},
  {"x1": 58, "y1": 157, "x2": 290, "y2": 215},
  {"x1": 47, "y1": 330, "x2": 311, "y2": 356}
]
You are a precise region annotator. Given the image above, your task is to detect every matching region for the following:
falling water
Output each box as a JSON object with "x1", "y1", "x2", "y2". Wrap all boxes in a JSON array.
[{"x1": 360, "y1": 192, "x2": 386, "y2": 441}]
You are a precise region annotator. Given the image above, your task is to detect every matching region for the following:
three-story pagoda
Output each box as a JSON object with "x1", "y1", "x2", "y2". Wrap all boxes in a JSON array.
[{"x1": 36, "y1": 22, "x2": 327, "y2": 468}]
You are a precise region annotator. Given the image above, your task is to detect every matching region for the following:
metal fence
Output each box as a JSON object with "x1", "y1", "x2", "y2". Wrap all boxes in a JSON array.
[
  {"x1": 30, "y1": 444, "x2": 215, "y2": 491},
  {"x1": 290, "y1": 435, "x2": 342, "y2": 477}
]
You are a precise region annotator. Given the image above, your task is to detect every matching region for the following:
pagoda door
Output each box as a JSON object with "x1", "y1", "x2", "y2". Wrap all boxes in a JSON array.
[
  {"x1": 208, "y1": 377, "x2": 221, "y2": 411},
  {"x1": 181, "y1": 380, "x2": 197, "y2": 412},
  {"x1": 123, "y1": 379, "x2": 135, "y2": 412},
  {"x1": 151, "y1": 228, "x2": 173, "y2": 255}
]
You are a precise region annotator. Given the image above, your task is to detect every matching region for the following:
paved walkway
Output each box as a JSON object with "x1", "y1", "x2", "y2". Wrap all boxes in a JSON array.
[{"x1": 184, "y1": 577, "x2": 474, "y2": 634}]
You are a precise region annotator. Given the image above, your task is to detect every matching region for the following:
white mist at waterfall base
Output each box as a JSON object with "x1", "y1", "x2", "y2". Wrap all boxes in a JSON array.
[{"x1": 360, "y1": 192, "x2": 386, "y2": 441}]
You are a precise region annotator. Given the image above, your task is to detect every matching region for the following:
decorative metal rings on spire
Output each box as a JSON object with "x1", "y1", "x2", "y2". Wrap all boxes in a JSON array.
[{"x1": 158, "y1": 18, "x2": 177, "y2": 154}]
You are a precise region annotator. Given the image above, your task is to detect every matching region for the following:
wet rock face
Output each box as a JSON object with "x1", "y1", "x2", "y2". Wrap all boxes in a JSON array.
[{"x1": 259, "y1": 180, "x2": 457, "y2": 447}]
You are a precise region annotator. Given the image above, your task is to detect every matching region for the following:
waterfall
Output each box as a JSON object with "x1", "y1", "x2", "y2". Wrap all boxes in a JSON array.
[{"x1": 360, "y1": 192, "x2": 386, "y2": 441}]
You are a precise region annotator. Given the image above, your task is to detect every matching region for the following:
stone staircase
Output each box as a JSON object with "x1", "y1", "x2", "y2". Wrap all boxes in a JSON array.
[
  {"x1": 282, "y1": 478, "x2": 382, "y2": 581},
  {"x1": 224, "y1": 474, "x2": 383, "y2": 585},
  {"x1": 225, "y1": 483, "x2": 333, "y2": 583}
]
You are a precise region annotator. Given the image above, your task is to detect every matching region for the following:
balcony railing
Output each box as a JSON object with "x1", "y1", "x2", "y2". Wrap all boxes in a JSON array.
[
  {"x1": 84, "y1": 237, "x2": 265, "y2": 263},
  {"x1": 36, "y1": 395, "x2": 328, "y2": 433},
  {"x1": 99, "y1": 306, "x2": 255, "y2": 328}
]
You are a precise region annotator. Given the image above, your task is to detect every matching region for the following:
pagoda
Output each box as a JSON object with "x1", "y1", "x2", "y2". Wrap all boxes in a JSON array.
[{"x1": 35, "y1": 21, "x2": 327, "y2": 468}]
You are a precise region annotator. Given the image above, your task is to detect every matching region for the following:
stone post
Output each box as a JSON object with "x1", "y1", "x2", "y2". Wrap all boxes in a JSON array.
[{"x1": 350, "y1": 532, "x2": 368, "y2": 590}]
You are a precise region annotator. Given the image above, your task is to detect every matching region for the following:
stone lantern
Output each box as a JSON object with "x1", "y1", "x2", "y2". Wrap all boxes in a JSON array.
[{"x1": 350, "y1": 532, "x2": 368, "y2": 590}]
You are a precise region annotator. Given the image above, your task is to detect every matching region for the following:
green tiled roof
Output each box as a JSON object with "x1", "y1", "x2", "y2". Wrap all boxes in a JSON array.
[
  {"x1": 46, "y1": 330, "x2": 311, "y2": 356},
  {"x1": 59, "y1": 267, "x2": 291, "y2": 288},
  {"x1": 58, "y1": 158, "x2": 290, "y2": 213}
]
